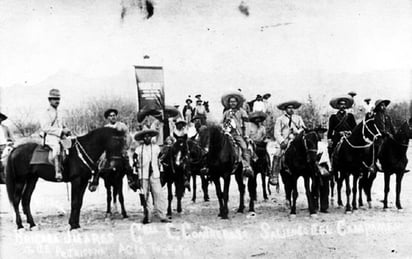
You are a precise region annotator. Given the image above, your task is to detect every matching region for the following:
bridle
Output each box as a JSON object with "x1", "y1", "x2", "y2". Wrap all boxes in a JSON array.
[
  {"x1": 302, "y1": 131, "x2": 318, "y2": 163},
  {"x1": 344, "y1": 118, "x2": 381, "y2": 149}
]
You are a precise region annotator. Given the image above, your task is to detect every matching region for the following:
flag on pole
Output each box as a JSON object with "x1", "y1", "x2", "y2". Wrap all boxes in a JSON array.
[{"x1": 134, "y1": 65, "x2": 165, "y2": 112}]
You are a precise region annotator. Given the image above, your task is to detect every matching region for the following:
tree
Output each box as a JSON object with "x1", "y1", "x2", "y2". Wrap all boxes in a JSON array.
[
  {"x1": 298, "y1": 94, "x2": 322, "y2": 129},
  {"x1": 387, "y1": 101, "x2": 411, "y2": 129}
]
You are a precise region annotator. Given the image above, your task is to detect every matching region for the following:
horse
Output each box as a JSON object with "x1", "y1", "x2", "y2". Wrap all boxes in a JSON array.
[
  {"x1": 281, "y1": 130, "x2": 321, "y2": 216},
  {"x1": 187, "y1": 137, "x2": 210, "y2": 203},
  {"x1": 161, "y1": 135, "x2": 189, "y2": 218},
  {"x1": 98, "y1": 154, "x2": 134, "y2": 219},
  {"x1": 5, "y1": 127, "x2": 126, "y2": 230},
  {"x1": 332, "y1": 118, "x2": 382, "y2": 212},
  {"x1": 206, "y1": 125, "x2": 255, "y2": 219},
  {"x1": 250, "y1": 141, "x2": 270, "y2": 201},
  {"x1": 378, "y1": 118, "x2": 412, "y2": 210}
]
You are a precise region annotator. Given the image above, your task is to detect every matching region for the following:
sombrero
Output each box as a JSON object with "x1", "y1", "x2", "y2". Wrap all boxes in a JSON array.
[
  {"x1": 329, "y1": 95, "x2": 354, "y2": 109},
  {"x1": 175, "y1": 118, "x2": 187, "y2": 126},
  {"x1": 248, "y1": 111, "x2": 267, "y2": 123},
  {"x1": 277, "y1": 100, "x2": 302, "y2": 110},
  {"x1": 104, "y1": 108, "x2": 118, "y2": 118},
  {"x1": 48, "y1": 88, "x2": 61, "y2": 99},
  {"x1": 221, "y1": 91, "x2": 246, "y2": 109},
  {"x1": 185, "y1": 98, "x2": 193, "y2": 104},
  {"x1": 134, "y1": 129, "x2": 159, "y2": 141},
  {"x1": 0, "y1": 112, "x2": 7, "y2": 121},
  {"x1": 374, "y1": 99, "x2": 390, "y2": 110},
  {"x1": 137, "y1": 109, "x2": 162, "y2": 123},
  {"x1": 263, "y1": 93, "x2": 271, "y2": 99}
]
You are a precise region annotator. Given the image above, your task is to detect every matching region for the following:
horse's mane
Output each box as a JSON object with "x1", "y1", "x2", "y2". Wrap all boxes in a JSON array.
[{"x1": 77, "y1": 127, "x2": 123, "y2": 141}]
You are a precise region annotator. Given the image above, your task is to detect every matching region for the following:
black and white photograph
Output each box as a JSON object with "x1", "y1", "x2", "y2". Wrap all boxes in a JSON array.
[{"x1": 1, "y1": 0, "x2": 412, "y2": 258}]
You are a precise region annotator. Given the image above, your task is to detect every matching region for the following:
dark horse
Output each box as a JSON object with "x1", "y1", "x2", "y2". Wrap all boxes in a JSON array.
[
  {"x1": 99, "y1": 154, "x2": 133, "y2": 219},
  {"x1": 207, "y1": 125, "x2": 255, "y2": 219},
  {"x1": 162, "y1": 135, "x2": 188, "y2": 218},
  {"x1": 379, "y1": 118, "x2": 412, "y2": 210},
  {"x1": 250, "y1": 141, "x2": 270, "y2": 201},
  {"x1": 281, "y1": 130, "x2": 320, "y2": 216},
  {"x1": 332, "y1": 118, "x2": 382, "y2": 212},
  {"x1": 187, "y1": 137, "x2": 210, "y2": 203},
  {"x1": 6, "y1": 127, "x2": 125, "y2": 230}
]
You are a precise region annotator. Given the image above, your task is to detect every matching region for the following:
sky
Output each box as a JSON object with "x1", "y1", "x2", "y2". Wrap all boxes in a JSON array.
[{"x1": 0, "y1": 0, "x2": 411, "y2": 117}]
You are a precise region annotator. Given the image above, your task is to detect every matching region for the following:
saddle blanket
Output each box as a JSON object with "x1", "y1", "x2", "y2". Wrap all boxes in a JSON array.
[{"x1": 30, "y1": 145, "x2": 54, "y2": 166}]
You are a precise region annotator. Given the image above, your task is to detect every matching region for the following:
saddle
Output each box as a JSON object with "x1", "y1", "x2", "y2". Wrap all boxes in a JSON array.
[{"x1": 30, "y1": 145, "x2": 54, "y2": 166}]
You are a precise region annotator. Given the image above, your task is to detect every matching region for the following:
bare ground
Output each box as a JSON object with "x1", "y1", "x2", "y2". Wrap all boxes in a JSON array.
[{"x1": 1, "y1": 149, "x2": 412, "y2": 259}]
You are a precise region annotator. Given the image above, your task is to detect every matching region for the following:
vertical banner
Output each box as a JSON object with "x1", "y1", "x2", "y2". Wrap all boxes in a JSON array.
[{"x1": 134, "y1": 65, "x2": 165, "y2": 112}]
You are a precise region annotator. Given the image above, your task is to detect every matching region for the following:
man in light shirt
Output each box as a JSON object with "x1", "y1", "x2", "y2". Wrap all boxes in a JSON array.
[
  {"x1": 134, "y1": 129, "x2": 171, "y2": 224},
  {"x1": 270, "y1": 100, "x2": 305, "y2": 186},
  {"x1": 40, "y1": 89, "x2": 71, "y2": 181}
]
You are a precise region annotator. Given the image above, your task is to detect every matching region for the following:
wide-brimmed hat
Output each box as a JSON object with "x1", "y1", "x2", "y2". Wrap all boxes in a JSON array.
[
  {"x1": 175, "y1": 118, "x2": 187, "y2": 126},
  {"x1": 195, "y1": 94, "x2": 202, "y2": 99},
  {"x1": 221, "y1": 91, "x2": 246, "y2": 109},
  {"x1": 263, "y1": 93, "x2": 271, "y2": 99},
  {"x1": 329, "y1": 95, "x2": 354, "y2": 109},
  {"x1": 0, "y1": 112, "x2": 7, "y2": 121},
  {"x1": 277, "y1": 100, "x2": 302, "y2": 110},
  {"x1": 48, "y1": 88, "x2": 61, "y2": 99},
  {"x1": 374, "y1": 99, "x2": 390, "y2": 110},
  {"x1": 134, "y1": 129, "x2": 159, "y2": 141},
  {"x1": 104, "y1": 108, "x2": 118, "y2": 118},
  {"x1": 137, "y1": 109, "x2": 162, "y2": 123},
  {"x1": 249, "y1": 111, "x2": 267, "y2": 123},
  {"x1": 185, "y1": 98, "x2": 193, "y2": 104}
]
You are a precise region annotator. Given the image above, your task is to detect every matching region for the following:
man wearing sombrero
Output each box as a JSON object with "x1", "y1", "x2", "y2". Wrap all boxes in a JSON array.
[
  {"x1": 270, "y1": 100, "x2": 305, "y2": 185},
  {"x1": 40, "y1": 89, "x2": 71, "y2": 181},
  {"x1": 222, "y1": 91, "x2": 254, "y2": 177},
  {"x1": 373, "y1": 99, "x2": 395, "y2": 138},
  {"x1": 327, "y1": 95, "x2": 357, "y2": 157},
  {"x1": 134, "y1": 129, "x2": 170, "y2": 223},
  {"x1": 182, "y1": 96, "x2": 194, "y2": 124}
]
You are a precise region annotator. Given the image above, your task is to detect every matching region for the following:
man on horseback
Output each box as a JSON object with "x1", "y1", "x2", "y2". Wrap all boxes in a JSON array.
[
  {"x1": 374, "y1": 99, "x2": 395, "y2": 171},
  {"x1": 172, "y1": 118, "x2": 191, "y2": 189},
  {"x1": 0, "y1": 112, "x2": 14, "y2": 183},
  {"x1": 222, "y1": 92, "x2": 253, "y2": 177},
  {"x1": 40, "y1": 89, "x2": 71, "y2": 181},
  {"x1": 327, "y1": 95, "x2": 357, "y2": 157},
  {"x1": 270, "y1": 100, "x2": 305, "y2": 186}
]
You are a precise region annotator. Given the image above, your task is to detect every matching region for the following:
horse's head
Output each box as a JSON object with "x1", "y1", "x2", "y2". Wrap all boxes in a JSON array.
[
  {"x1": 103, "y1": 128, "x2": 126, "y2": 170},
  {"x1": 394, "y1": 118, "x2": 412, "y2": 143},
  {"x1": 363, "y1": 117, "x2": 382, "y2": 143},
  {"x1": 301, "y1": 130, "x2": 319, "y2": 164},
  {"x1": 172, "y1": 135, "x2": 188, "y2": 167}
]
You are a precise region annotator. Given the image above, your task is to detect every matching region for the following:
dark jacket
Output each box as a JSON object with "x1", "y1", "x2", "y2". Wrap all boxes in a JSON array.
[
  {"x1": 327, "y1": 111, "x2": 357, "y2": 145},
  {"x1": 374, "y1": 112, "x2": 395, "y2": 136}
]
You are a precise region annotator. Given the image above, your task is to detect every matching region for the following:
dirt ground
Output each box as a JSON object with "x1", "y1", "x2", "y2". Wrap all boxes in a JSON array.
[{"x1": 1, "y1": 147, "x2": 412, "y2": 259}]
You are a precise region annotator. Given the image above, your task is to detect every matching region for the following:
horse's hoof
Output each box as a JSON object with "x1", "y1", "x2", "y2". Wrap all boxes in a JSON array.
[
  {"x1": 17, "y1": 228, "x2": 26, "y2": 233},
  {"x1": 246, "y1": 212, "x2": 256, "y2": 218},
  {"x1": 30, "y1": 225, "x2": 39, "y2": 231},
  {"x1": 345, "y1": 210, "x2": 353, "y2": 214},
  {"x1": 368, "y1": 202, "x2": 372, "y2": 209},
  {"x1": 122, "y1": 214, "x2": 129, "y2": 219},
  {"x1": 289, "y1": 214, "x2": 297, "y2": 219},
  {"x1": 237, "y1": 209, "x2": 244, "y2": 214},
  {"x1": 397, "y1": 208, "x2": 404, "y2": 212},
  {"x1": 70, "y1": 227, "x2": 83, "y2": 232},
  {"x1": 310, "y1": 213, "x2": 318, "y2": 218},
  {"x1": 221, "y1": 215, "x2": 229, "y2": 220}
]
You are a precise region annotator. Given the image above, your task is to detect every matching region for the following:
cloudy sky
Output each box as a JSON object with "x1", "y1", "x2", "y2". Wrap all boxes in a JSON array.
[{"x1": 1, "y1": 0, "x2": 411, "y2": 115}]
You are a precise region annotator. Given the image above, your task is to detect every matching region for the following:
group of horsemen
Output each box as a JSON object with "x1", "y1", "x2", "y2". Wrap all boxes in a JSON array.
[{"x1": 0, "y1": 88, "x2": 395, "y2": 185}]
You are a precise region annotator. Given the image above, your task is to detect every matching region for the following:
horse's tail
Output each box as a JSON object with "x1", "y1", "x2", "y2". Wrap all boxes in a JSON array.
[{"x1": 5, "y1": 148, "x2": 17, "y2": 204}]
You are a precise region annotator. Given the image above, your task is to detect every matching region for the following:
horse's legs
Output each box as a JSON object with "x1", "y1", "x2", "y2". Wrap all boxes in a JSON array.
[
  {"x1": 69, "y1": 177, "x2": 89, "y2": 230},
  {"x1": 252, "y1": 172, "x2": 258, "y2": 202},
  {"x1": 118, "y1": 179, "x2": 128, "y2": 218},
  {"x1": 395, "y1": 172, "x2": 404, "y2": 210},
  {"x1": 358, "y1": 176, "x2": 364, "y2": 207},
  {"x1": 366, "y1": 171, "x2": 376, "y2": 208},
  {"x1": 248, "y1": 175, "x2": 256, "y2": 212},
  {"x1": 222, "y1": 175, "x2": 231, "y2": 219},
  {"x1": 337, "y1": 173, "x2": 344, "y2": 207},
  {"x1": 104, "y1": 180, "x2": 112, "y2": 215},
  {"x1": 290, "y1": 177, "x2": 298, "y2": 215},
  {"x1": 213, "y1": 177, "x2": 224, "y2": 218},
  {"x1": 191, "y1": 173, "x2": 197, "y2": 202},
  {"x1": 113, "y1": 185, "x2": 119, "y2": 212},
  {"x1": 330, "y1": 173, "x2": 335, "y2": 204},
  {"x1": 261, "y1": 171, "x2": 268, "y2": 200},
  {"x1": 344, "y1": 173, "x2": 352, "y2": 212},
  {"x1": 352, "y1": 174, "x2": 358, "y2": 210},
  {"x1": 12, "y1": 181, "x2": 26, "y2": 229},
  {"x1": 383, "y1": 172, "x2": 390, "y2": 209},
  {"x1": 235, "y1": 172, "x2": 245, "y2": 213},
  {"x1": 167, "y1": 182, "x2": 173, "y2": 217},
  {"x1": 304, "y1": 176, "x2": 316, "y2": 215},
  {"x1": 21, "y1": 176, "x2": 39, "y2": 228},
  {"x1": 201, "y1": 174, "x2": 210, "y2": 202}
]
